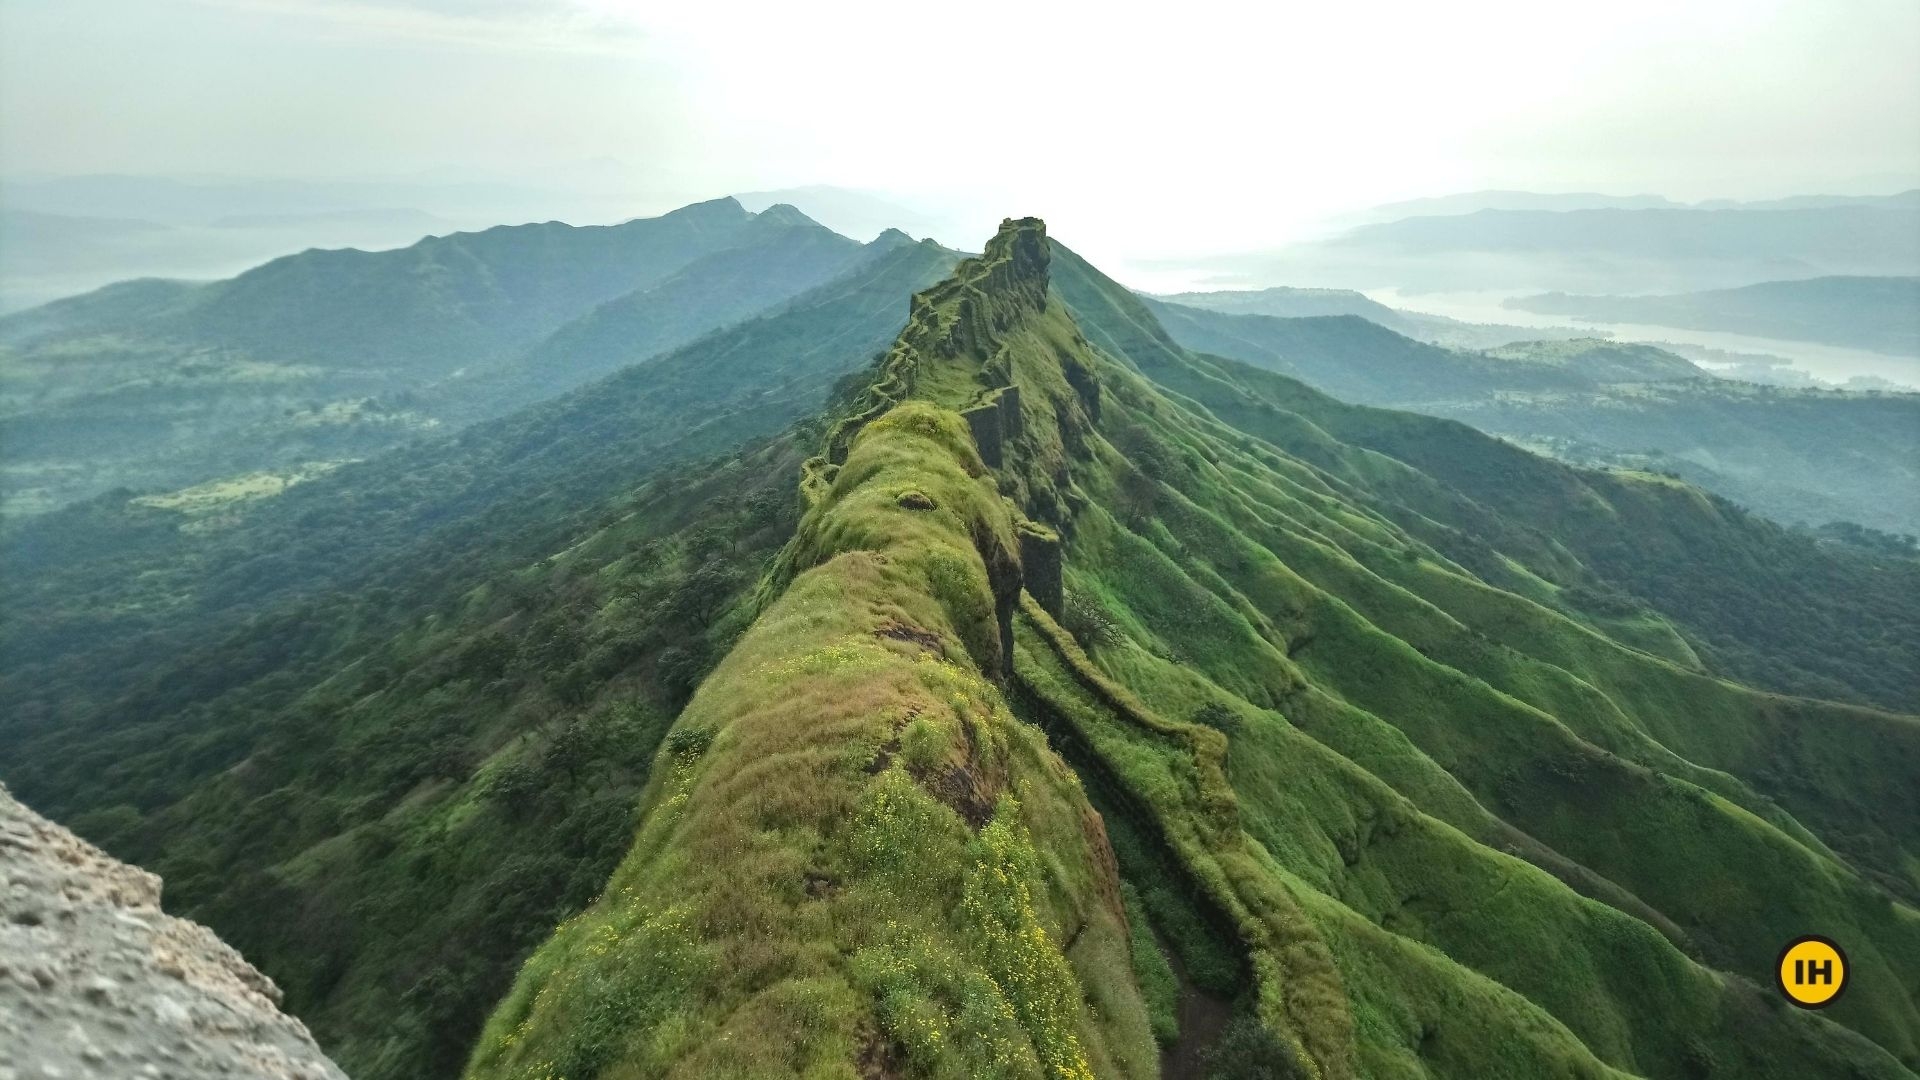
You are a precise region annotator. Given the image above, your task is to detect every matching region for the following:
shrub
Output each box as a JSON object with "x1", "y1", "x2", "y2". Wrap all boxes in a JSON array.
[
  {"x1": 1191, "y1": 702, "x2": 1242, "y2": 735},
  {"x1": 1203, "y1": 1016, "x2": 1310, "y2": 1080},
  {"x1": 1062, "y1": 589, "x2": 1122, "y2": 649},
  {"x1": 665, "y1": 726, "x2": 714, "y2": 760},
  {"x1": 484, "y1": 761, "x2": 542, "y2": 815}
]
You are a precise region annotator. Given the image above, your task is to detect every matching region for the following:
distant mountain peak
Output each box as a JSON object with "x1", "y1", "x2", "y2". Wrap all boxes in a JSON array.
[
  {"x1": 869, "y1": 227, "x2": 915, "y2": 249},
  {"x1": 750, "y1": 202, "x2": 820, "y2": 228},
  {"x1": 662, "y1": 195, "x2": 750, "y2": 222}
]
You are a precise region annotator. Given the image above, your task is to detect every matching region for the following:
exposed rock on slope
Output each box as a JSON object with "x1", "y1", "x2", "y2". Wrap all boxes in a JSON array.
[{"x1": 0, "y1": 784, "x2": 347, "y2": 1080}]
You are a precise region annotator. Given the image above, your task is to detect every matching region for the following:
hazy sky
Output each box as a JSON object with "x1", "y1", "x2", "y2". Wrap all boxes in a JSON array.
[{"x1": 4, "y1": 0, "x2": 1918, "y2": 260}]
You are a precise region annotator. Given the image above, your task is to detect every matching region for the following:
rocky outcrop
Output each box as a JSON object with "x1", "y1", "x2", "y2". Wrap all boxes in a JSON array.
[{"x1": 0, "y1": 784, "x2": 347, "y2": 1080}]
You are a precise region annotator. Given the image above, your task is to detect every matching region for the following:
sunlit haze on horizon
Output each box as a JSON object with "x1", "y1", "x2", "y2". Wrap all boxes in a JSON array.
[{"x1": 4, "y1": 0, "x2": 1918, "y2": 273}]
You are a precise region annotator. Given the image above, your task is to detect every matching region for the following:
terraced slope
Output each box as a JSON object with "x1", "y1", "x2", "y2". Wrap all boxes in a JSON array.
[{"x1": 470, "y1": 220, "x2": 1920, "y2": 1079}]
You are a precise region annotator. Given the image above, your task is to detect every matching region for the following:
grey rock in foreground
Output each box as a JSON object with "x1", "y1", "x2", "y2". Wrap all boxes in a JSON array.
[{"x1": 0, "y1": 783, "x2": 347, "y2": 1080}]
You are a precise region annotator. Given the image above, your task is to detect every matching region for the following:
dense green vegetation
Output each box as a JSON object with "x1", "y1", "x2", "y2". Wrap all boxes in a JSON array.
[
  {"x1": 67, "y1": 440, "x2": 805, "y2": 1078},
  {"x1": 0, "y1": 198, "x2": 888, "y2": 514},
  {"x1": 0, "y1": 235, "x2": 958, "y2": 703},
  {"x1": 4, "y1": 215, "x2": 1917, "y2": 1079},
  {"x1": 0, "y1": 235, "x2": 958, "y2": 1079},
  {"x1": 474, "y1": 219, "x2": 1920, "y2": 1077},
  {"x1": 1510, "y1": 275, "x2": 1920, "y2": 354},
  {"x1": 1145, "y1": 299, "x2": 1920, "y2": 536}
]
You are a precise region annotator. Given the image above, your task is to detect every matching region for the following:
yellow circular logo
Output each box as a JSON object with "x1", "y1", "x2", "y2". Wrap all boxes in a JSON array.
[{"x1": 1776, "y1": 935, "x2": 1849, "y2": 1009}]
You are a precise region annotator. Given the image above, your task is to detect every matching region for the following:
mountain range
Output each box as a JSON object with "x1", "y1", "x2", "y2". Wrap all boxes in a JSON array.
[
  {"x1": 0, "y1": 198, "x2": 906, "y2": 514},
  {"x1": 2, "y1": 209, "x2": 1917, "y2": 1080},
  {"x1": 1138, "y1": 300, "x2": 1920, "y2": 536},
  {"x1": 1151, "y1": 286, "x2": 1589, "y2": 351},
  {"x1": 1509, "y1": 275, "x2": 1920, "y2": 356},
  {"x1": 1176, "y1": 198, "x2": 1920, "y2": 295},
  {"x1": 1342, "y1": 188, "x2": 1920, "y2": 223}
]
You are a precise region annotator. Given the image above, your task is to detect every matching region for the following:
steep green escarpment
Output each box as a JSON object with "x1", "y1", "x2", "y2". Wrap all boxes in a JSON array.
[
  {"x1": 474, "y1": 219, "x2": 1919, "y2": 1079},
  {"x1": 468, "y1": 223, "x2": 1157, "y2": 1079}
]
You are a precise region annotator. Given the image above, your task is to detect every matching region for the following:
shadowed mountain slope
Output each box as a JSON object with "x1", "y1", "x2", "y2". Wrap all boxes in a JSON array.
[{"x1": 0, "y1": 199, "x2": 877, "y2": 514}]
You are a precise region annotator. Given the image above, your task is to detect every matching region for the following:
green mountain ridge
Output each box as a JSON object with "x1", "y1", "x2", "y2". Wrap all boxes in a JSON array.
[
  {"x1": 4, "y1": 217, "x2": 1918, "y2": 1080},
  {"x1": 470, "y1": 219, "x2": 1920, "y2": 1078},
  {"x1": 0, "y1": 230, "x2": 967, "y2": 1080},
  {"x1": 432, "y1": 208, "x2": 888, "y2": 421}
]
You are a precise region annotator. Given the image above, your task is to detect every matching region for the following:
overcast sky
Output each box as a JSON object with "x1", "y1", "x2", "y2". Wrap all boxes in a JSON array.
[{"x1": 3, "y1": 0, "x2": 1917, "y2": 260}]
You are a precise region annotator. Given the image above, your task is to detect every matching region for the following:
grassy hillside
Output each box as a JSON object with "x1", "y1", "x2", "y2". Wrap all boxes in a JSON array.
[
  {"x1": 1509, "y1": 275, "x2": 1920, "y2": 355},
  {"x1": 474, "y1": 219, "x2": 1919, "y2": 1078},
  {"x1": 0, "y1": 235, "x2": 961, "y2": 1080},
  {"x1": 6, "y1": 217, "x2": 1917, "y2": 1079}
]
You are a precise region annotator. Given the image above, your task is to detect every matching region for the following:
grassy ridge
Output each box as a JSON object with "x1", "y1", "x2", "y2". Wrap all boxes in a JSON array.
[
  {"x1": 475, "y1": 218, "x2": 1919, "y2": 1078},
  {"x1": 468, "y1": 225, "x2": 1156, "y2": 1079},
  {"x1": 7, "y1": 211, "x2": 1915, "y2": 1078}
]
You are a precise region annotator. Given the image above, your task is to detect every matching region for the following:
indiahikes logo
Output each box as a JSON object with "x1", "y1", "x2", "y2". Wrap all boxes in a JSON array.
[{"x1": 1776, "y1": 935, "x2": 1851, "y2": 1010}]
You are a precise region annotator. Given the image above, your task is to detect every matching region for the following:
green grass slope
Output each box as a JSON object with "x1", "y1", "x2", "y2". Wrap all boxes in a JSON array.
[
  {"x1": 0, "y1": 237, "x2": 960, "y2": 1079},
  {"x1": 1081, "y1": 243, "x2": 1920, "y2": 704},
  {"x1": 468, "y1": 219, "x2": 1156, "y2": 1080},
  {"x1": 474, "y1": 219, "x2": 1919, "y2": 1079},
  {"x1": 7, "y1": 215, "x2": 1916, "y2": 1080}
]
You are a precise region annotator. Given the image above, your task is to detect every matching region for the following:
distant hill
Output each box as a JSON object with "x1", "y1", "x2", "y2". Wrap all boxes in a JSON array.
[
  {"x1": 1343, "y1": 189, "x2": 1682, "y2": 223},
  {"x1": 1175, "y1": 198, "x2": 1920, "y2": 296},
  {"x1": 436, "y1": 209, "x2": 888, "y2": 419},
  {"x1": 1343, "y1": 188, "x2": 1919, "y2": 223},
  {"x1": 734, "y1": 184, "x2": 953, "y2": 243},
  {"x1": 1695, "y1": 190, "x2": 1920, "y2": 210},
  {"x1": 1508, "y1": 275, "x2": 1920, "y2": 355},
  {"x1": 1157, "y1": 284, "x2": 1591, "y2": 349},
  {"x1": 1141, "y1": 302, "x2": 1701, "y2": 405},
  {"x1": 1143, "y1": 300, "x2": 1920, "y2": 535},
  {"x1": 1334, "y1": 205, "x2": 1920, "y2": 271},
  {"x1": 0, "y1": 199, "x2": 898, "y2": 514}
]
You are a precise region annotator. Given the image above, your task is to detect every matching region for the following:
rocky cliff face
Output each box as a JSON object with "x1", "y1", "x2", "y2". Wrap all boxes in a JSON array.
[{"x1": 0, "y1": 784, "x2": 347, "y2": 1080}]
